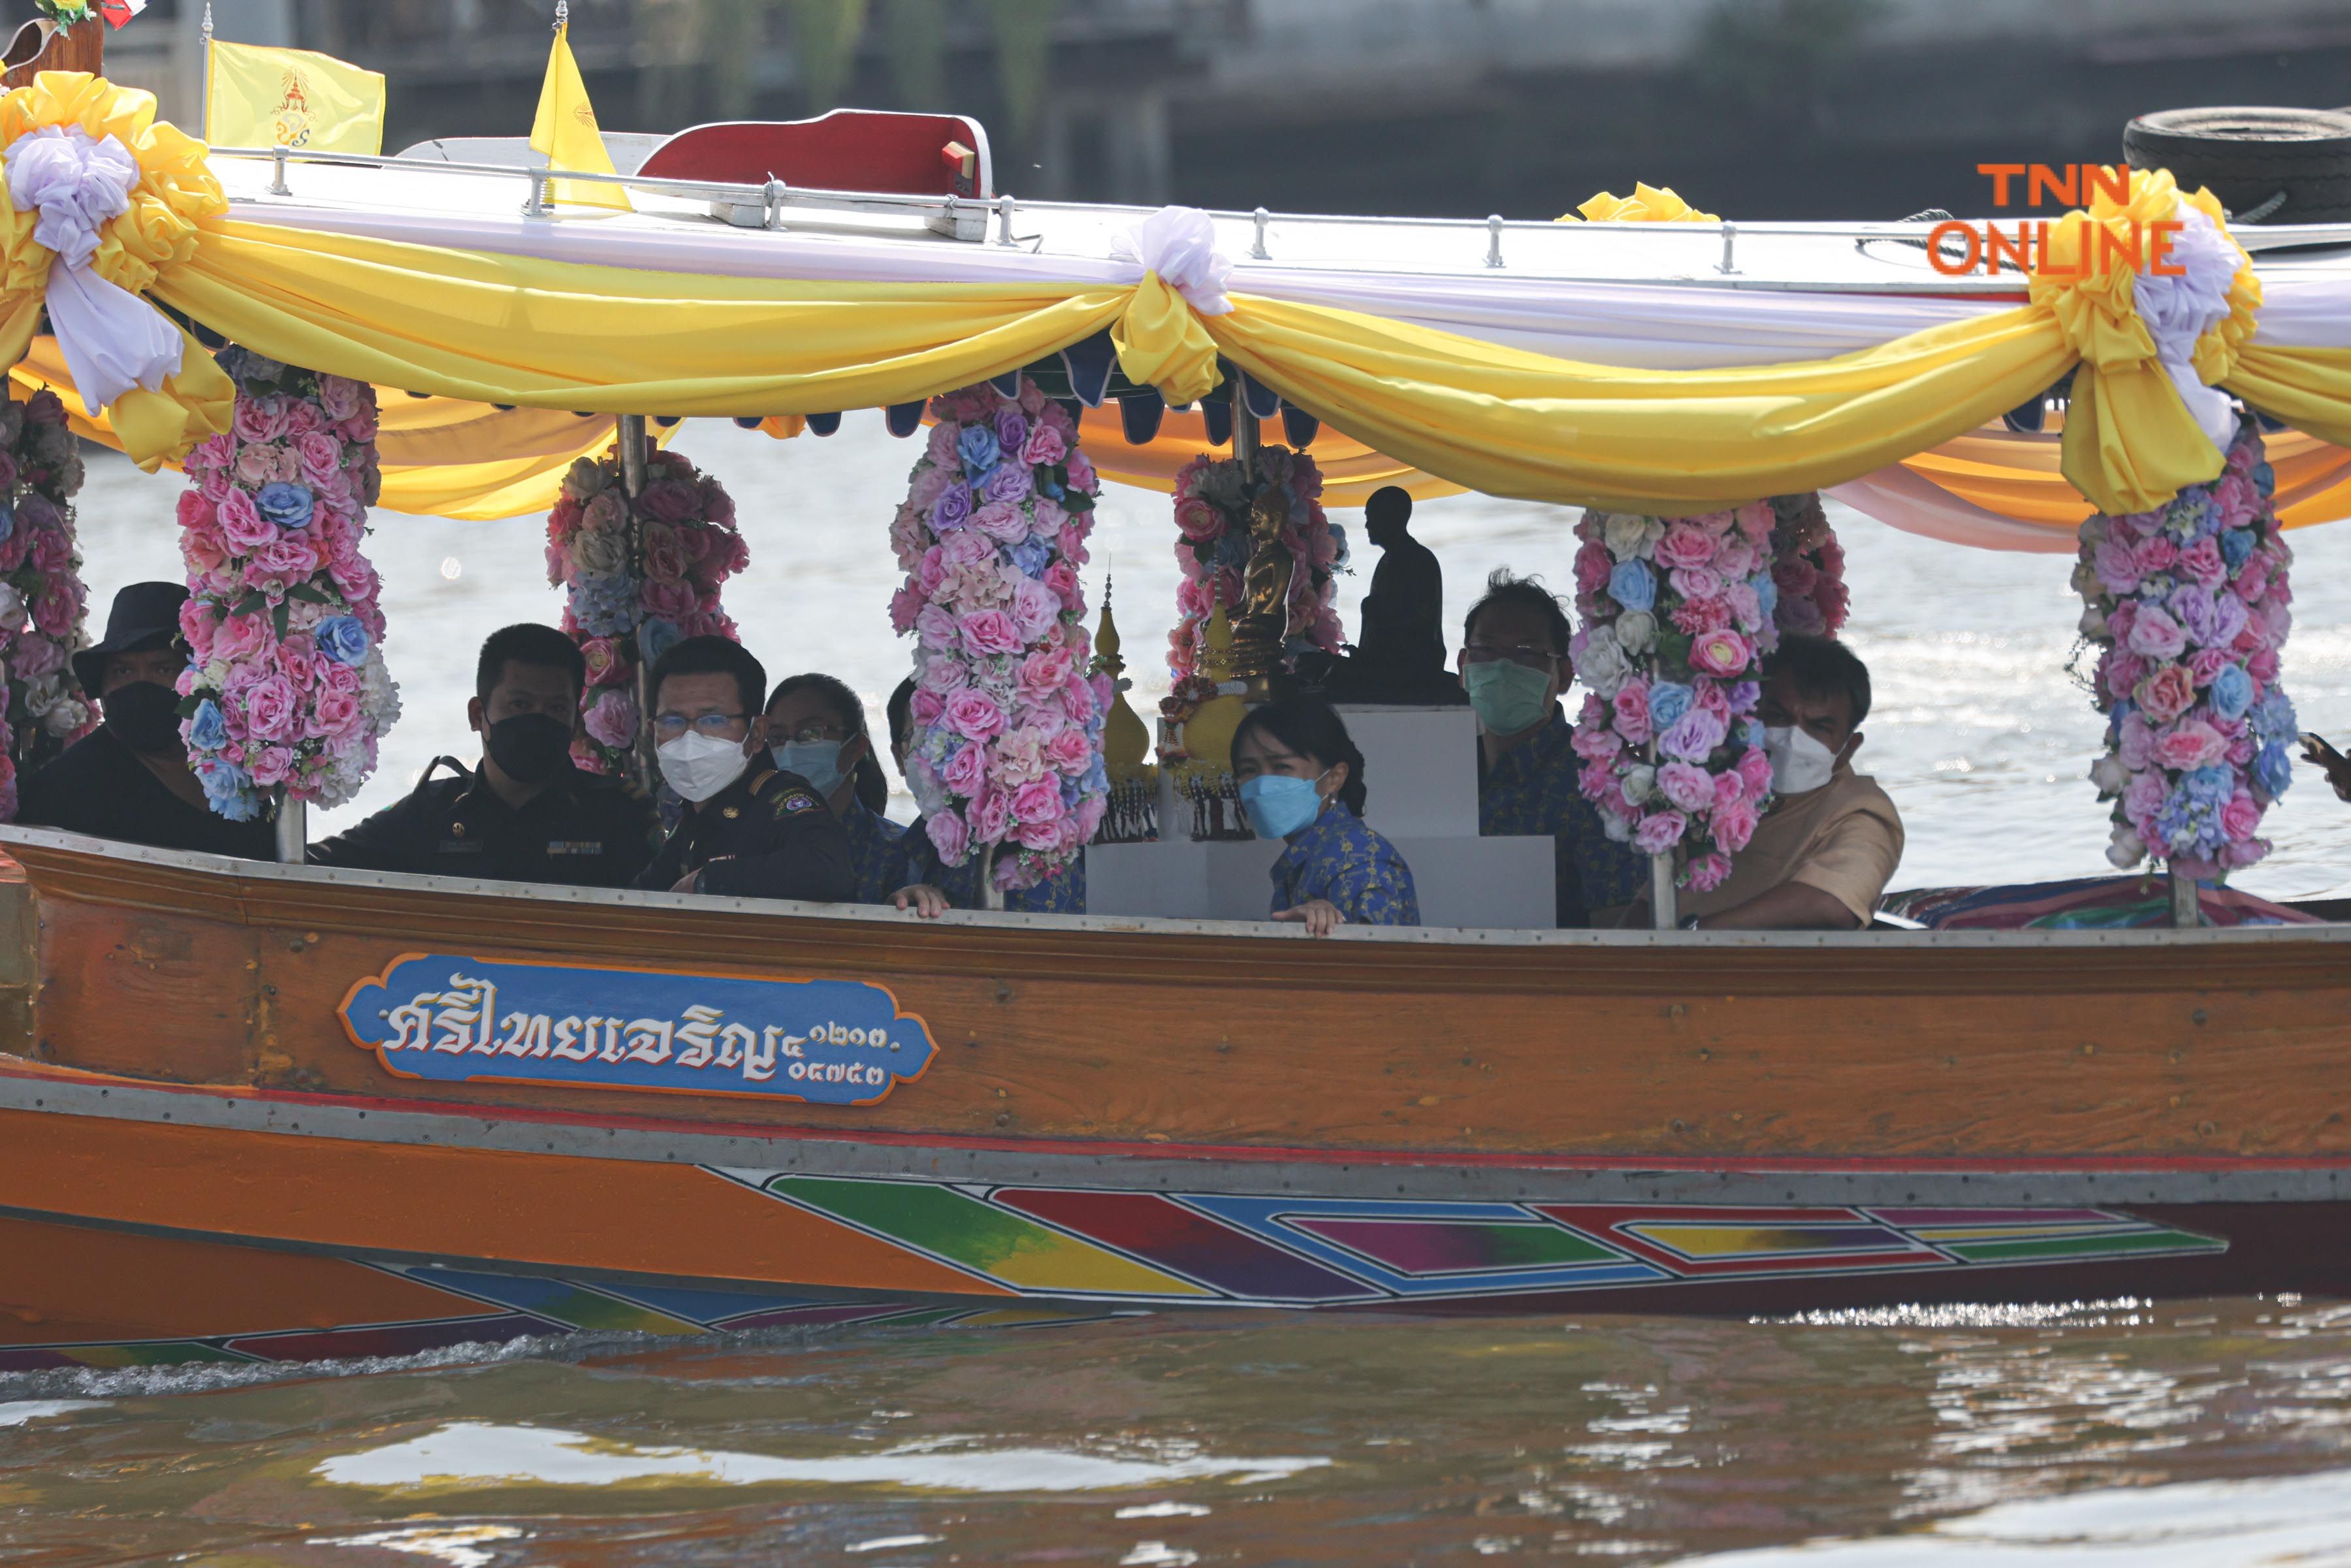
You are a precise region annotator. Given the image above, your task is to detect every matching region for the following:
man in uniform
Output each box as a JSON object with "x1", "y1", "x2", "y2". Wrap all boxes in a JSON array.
[
  {"x1": 18, "y1": 582, "x2": 274, "y2": 859},
  {"x1": 310, "y1": 624, "x2": 658, "y2": 886},
  {"x1": 631, "y1": 635, "x2": 854, "y2": 901}
]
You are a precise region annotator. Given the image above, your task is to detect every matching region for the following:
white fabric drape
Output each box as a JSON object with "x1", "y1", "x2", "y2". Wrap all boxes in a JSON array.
[
  {"x1": 231, "y1": 197, "x2": 2351, "y2": 366},
  {"x1": 10, "y1": 127, "x2": 184, "y2": 412},
  {"x1": 1109, "y1": 206, "x2": 1234, "y2": 315},
  {"x1": 2135, "y1": 202, "x2": 2247, "y2": 449}
]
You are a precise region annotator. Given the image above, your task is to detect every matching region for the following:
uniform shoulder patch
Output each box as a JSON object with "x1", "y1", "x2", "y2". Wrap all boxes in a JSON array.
[{"x1": 776, "y1": 791, "x2": 821, "y2": 815}]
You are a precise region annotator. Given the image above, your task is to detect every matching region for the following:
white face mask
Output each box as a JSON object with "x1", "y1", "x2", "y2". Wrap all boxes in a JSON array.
[
  {"x1": 1763, "y1": 724, "x2": 1838, "y2": 795},
  {"x1": 658, "y1": 731, "x2": 752, "y2": 803}
]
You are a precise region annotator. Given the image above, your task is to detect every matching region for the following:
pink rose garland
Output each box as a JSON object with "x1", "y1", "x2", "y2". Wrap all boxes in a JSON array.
[
  {"x1": 546, "y1": 447, "x2": 748, "y2": 774},
  {"x1": 1567, "y1": 504, "x2": 1778, "y2": 892},
  {"x1": 891, "y1": 377, "x2": 1108, "y2": 891},
  {"x1": 1768, "y1": 491, "x2": 1849, "y2": 639},
  {"x1": 1166, "y1": 444, "x2": 1346, "y2": 680},
  {"x1": 0, "y1": 387, "x2": 93, "y2": 820},
  {"x1": 178, "y1": 349, "x2": 397, "y2": 821},
  {"x1": 2076, "y1": 419, "x2": 2295, "y2": 876}
]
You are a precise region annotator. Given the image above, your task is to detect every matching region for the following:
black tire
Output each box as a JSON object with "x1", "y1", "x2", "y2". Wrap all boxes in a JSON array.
[{"x1": 2123, "y1": 106, "x2": 2351, "y2": 223}]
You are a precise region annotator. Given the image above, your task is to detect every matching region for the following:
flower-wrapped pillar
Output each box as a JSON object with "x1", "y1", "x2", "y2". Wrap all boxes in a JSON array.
[
  {"x1": 176, "y1": 349, "x2": 398, "y2": 828},
  {"x1": 1166, "y1": 445, "x2": 1345, "y2": 683},
  {"x1": 2076, "y1": 417, "x2": 2294, "y2": 890},
  {"x1": 1569, "y1": 504, "x2": 1779, "y2": 906},
  {"x1": 547, "y1": 449, "x2": 748, "y2": 775},
  {"x1": 0, "y1": 387, "x2": 93, "y2": 818},
  {"x1": 890, "y1": 377, "x2": 1108, "y2": 897},
  {"x1": 1768, "y1": 492, "x2": 1849, "y2": 639}
]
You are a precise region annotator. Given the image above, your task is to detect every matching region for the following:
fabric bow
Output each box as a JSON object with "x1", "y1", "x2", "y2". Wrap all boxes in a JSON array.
[
  {"x1": 0, "y1": 72, "x2": 232, "y2": 468},
  {"x1": 2030, "y1": 167, "x2": 2262, "y2": 516},
  {"x1": 1106, "y1": 205, "x2": 1231, "y2": 406},
  {"x1": 5, "y1": 125, "x2": 184, "y2": 414}
]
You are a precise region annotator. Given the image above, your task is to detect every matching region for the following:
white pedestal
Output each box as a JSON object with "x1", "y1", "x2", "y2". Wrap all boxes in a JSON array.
[
  {"x1": 1334, "y1": 705, "x2": 1482, "y2": 840},
  {"x1": 1089, "y1": 704, "x2": 1559, "y2": 929},
  {"x1": 1089, "y1": 838, "x2": 1282, "y2": 922},
  {"x1": 1086, "y1": 834, "x2": 1554, "y2": 929}
]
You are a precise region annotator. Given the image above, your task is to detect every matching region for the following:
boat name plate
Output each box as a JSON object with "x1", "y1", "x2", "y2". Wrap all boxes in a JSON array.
[{"x1": 338, "y1": 952, "x2": 938, "y2": 1105}]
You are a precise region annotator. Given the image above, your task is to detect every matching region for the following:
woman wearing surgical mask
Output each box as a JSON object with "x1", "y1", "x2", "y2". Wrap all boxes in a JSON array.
[
  {"x1": 1230, "y1": 697, "x2": 1419, "y2": 936},
  {"x1": 1458, "y1": 571, "x2": 1645, "y2": 927},
  {"x1": 764, "y1": 673, "x2": 906, "y2": 904}
]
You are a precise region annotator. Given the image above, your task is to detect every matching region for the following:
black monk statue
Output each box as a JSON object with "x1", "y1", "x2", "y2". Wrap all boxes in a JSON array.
[{"x1": 1319, "y1": 487, "x2": 1465, "y2": 704}]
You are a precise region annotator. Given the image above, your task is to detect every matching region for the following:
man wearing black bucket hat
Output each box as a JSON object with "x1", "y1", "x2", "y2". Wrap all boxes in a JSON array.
[
  {"x1": 16, "y1": 582, "x2": 274, "y2": 859},
  {"x1": 308, "y1": 623, "x2": 660, "y2": 887}
]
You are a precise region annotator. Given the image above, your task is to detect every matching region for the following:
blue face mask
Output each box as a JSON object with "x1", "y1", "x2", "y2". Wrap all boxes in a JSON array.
[
  {"x1": 775, "y1": 739, "x2": 847, "y2": 798},
  {"x1": 1239, "y1": 770, "x2": 1331, "y2": 840}
]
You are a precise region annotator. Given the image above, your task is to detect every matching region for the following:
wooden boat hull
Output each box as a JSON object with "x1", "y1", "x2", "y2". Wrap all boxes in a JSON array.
[{"x1": 5, "y1": 829, "x2": 2350, "y2": 1360}]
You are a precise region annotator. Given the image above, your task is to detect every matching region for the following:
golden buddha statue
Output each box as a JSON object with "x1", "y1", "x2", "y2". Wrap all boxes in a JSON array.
[{"x1": 1229, "y1": 485, "x2": 1293, "y2": 682}]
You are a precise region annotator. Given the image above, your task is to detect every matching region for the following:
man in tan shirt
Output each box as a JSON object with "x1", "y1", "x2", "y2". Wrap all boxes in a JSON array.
[{"x1": 1640, "y1": 635, "x2": 1904, "y2": 930}]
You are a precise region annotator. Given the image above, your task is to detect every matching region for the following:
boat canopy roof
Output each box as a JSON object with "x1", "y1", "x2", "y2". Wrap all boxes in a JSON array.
[{"x1": 15, "y1": 97, "x2": 2351, "y2": 545}]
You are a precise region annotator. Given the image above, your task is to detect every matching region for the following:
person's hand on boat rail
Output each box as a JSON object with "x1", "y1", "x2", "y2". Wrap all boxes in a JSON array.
[
  {"x1": 890, "y1": 882, "x2": 952, "y2": 918},
  {"x1": 1273, "y1": 897, "x2": 1347, "y2": 937}
]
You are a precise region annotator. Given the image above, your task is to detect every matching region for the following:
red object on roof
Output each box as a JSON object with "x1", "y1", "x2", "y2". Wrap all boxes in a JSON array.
[{"x1": 639, "y1": 110, "x2": 992, "y2": 199}]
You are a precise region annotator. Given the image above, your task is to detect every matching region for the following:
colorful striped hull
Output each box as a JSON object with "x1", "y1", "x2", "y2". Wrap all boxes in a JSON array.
[
  {"x1": 735, "y1": 1176, "x2": 2230, "y2": 1305},
  {"x1": 0, "y1": 1179, "x2": 2242, "y2": 1369}
]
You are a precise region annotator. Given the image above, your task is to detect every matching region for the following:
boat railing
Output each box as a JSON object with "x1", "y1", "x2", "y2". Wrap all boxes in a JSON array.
[{"x1": 209, "y1": 146, "x2": 2351, "y2": 274}]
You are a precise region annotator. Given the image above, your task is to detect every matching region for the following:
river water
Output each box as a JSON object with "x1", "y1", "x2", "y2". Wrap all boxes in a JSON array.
[
  {"x1": 15, "y1": 424, "x2": 2351, "y2": 1561},
  {"x1": 9, "y1": 1298, "x2": 2351, "y2": 1563}
]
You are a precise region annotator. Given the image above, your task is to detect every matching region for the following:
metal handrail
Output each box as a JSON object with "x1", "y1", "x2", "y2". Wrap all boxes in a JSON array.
[{"x1": 208, "y1": 145, "x2": 978, "y2": 221}]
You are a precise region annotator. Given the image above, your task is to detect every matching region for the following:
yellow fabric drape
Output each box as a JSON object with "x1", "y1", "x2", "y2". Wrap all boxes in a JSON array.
[
  {"x1": 14, "y1": 76, "x2": 2349, "y2": 527},
  {"x1": 157, "y1": 219, "x2": 1140, "y2": 417},
  {"x1": 149, "y1": 218, "x2": 2082, "y2": 516},
  {"x1": 76, "y1": 172, "x2": 2351, "y2": 522},
  {"x1": 11, "y1": 335, "x2": 652, "y2": 520},
  {"x1": 1902, "y1": 423, "x2": 2351, "y2": 536},
  {"x1": 1204, "y1": 294, "x2": 2077, "y2": 514},
  {"x1": 2223, "y1": 344, "x2": 2351, "y2": 455},
  {"x1": 1074, "y1": 403, "x2": 1463, "y2": 507}
]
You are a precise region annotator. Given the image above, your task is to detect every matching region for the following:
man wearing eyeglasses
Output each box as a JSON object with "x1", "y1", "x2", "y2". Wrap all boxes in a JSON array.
[
  {"x1": 629, "y1": 635, "x2": 854, "y2": 903},
  {"x1": 1458, "y1": 571, "x2": 1645, "y2": 927}
]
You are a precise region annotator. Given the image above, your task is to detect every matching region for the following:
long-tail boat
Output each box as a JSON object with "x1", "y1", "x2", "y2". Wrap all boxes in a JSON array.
[
  {"x1": 4, "y1": 29, "x2": 2351, "y2": 1366},
  {"x1": 7, "y1": 825, "x2": 2349, "y2": 1368}
]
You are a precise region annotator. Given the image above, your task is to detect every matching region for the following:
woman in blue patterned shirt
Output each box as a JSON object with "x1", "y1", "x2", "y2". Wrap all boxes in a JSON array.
[
  {"x1": 1232, "y1": 697, "x2": 1420, "y2": 936},
  {"x1": 763, "y1": 673, "x2": 906, "y2": 904}
]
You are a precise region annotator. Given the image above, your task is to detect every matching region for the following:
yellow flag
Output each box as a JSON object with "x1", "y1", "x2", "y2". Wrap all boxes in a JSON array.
[
  {"x1": 530, "y1": 24, "x2": 632, "y2": 212},
  {"x1": 205, "y1": 40, "x2": 385, "y2": 155}
]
